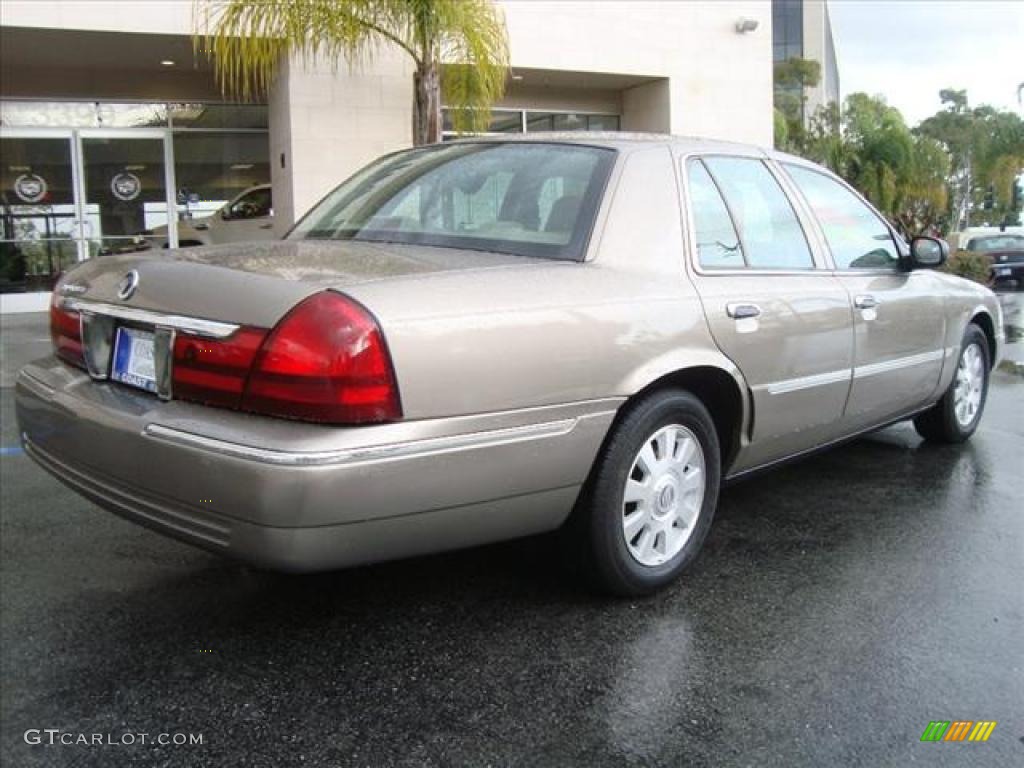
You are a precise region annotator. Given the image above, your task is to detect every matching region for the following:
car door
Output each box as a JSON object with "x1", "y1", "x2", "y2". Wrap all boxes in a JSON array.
[
  {"x1": 781, "y1": 163, "x2": 947, "y2": 428},
  {"x1": 683, "y1": 155, "x2": 854, "y2": 473},
  {"x1": 215, "y1": 187, "x2": 275, "y2": 243}
]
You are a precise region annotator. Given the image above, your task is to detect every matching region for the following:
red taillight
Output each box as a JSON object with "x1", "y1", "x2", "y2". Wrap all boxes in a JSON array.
[
  {"x1": 240, "y1": 291, "x2": 401, "y2": 424},
  {"x1": 172, "y1": 327, "x2": 268, "y2": 409},
  {"x1": 50, "y1": 296, "x2": 85, "y2": 369}
]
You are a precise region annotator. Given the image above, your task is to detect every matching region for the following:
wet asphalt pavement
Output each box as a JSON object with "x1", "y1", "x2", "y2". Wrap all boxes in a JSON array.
[{"x1": 1, "y1": 312, "x2": 1022, "y2": 768}]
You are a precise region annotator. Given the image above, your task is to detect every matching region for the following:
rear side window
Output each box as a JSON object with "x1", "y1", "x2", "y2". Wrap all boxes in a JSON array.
[
  {"x1": 784, "y1": 164, "x2": 899, "y2": 270},
  {"x1": 702, "y1": 157, "x2": 815, "y2": 269},
  {"x1": 687, "y1": 160, "x2": 744, "y2": 268}
]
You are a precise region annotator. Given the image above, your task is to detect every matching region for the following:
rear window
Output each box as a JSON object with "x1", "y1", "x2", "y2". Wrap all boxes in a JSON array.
[
  {"x1": 967, "y1": 235, "x2": 1024, "y2": 252},
  {"x1": 289, "y1": 143, "x2": 615, "y2": 261}
]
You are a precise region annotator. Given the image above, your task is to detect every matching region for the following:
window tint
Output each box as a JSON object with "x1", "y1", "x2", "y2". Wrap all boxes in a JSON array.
[
  {"x1": 784, "y1": 164, "x2": 899, "y2": 270},
  {"x1": 229, "y1": 187, "x2": 272, "y2": 219},
  {"x1": 703, "y1": 157, "x2": 814, "y2": 269},
  {"x1": 289, "y1": 143, "x2": 614, "y2": 261},
  {"x1": 687, "y1": 160, "x2": 744, "y2": 268}
]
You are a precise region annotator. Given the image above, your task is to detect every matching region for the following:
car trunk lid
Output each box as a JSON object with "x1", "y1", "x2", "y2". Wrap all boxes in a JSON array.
[{"x1": 56, "y1": 239, "x2": 539, "y2": 328}]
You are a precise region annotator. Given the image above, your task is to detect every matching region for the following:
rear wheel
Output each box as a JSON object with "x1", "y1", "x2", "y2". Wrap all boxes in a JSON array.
[
  {"x1": 570, "y1": 390, "x2": 720, "y2": 596},
  {"x1": 914, "y1": 323, "x2": 990, "y2": 443}
]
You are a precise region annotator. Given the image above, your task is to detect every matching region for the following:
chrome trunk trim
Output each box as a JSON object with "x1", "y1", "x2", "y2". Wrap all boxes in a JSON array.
[{"x1": 62, "y1": 299, "x2": 240, "y2": 339}]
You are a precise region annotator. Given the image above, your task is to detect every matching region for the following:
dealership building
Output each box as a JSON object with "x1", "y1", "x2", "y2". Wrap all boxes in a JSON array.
[{"x1": 0, "y1": 0, "x2": 836, "y2": 313}]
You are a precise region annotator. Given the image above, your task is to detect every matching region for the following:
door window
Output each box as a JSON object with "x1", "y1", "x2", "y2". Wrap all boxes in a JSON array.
[
  {"x1": 702, "y1": 157, "x2": 815, "y2": 269},
  {"x1": 80, "y1": 136, "x2": 168, "y2": 256},
  {"x1": 0, "y1": 136, "x2": 79, "y2": 293},
  {"x1": 784, "y1": 164, "x2": 899, "y2": 270},
  {"x1": 227, "y1": 187, "x2": 272, "y2": 220},
  {"x1": 686, "y1": 160, "x2": 744, "y2": 268}
]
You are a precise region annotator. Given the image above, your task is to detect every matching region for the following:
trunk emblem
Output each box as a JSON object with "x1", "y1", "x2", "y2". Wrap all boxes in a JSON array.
[{"x1": 117, "y1": 270, "x2": 140, "y2": 300}]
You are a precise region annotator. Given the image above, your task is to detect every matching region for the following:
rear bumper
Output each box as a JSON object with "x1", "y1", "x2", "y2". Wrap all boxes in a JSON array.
[{"x1": 16, "y1": 357, "x2": 619, "y2": 571}]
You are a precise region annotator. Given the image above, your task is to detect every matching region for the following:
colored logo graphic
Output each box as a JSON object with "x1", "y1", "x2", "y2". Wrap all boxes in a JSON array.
[
  {"x1": 920, "y1": 721, "x2": 997, "y2": 742},
  {"x1": 111, "y1": 171, "x2": 142, "y2": 201},
  {"x1": 13, "y1": 173, "x2": 48, "y2": 203}
]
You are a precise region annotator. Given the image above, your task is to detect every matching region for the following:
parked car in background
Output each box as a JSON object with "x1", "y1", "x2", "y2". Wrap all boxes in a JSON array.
[
  {"x1": 965, "y1": 233, "x2": 1024, "y2": 290},
  {"x1": 17, "y1": 136, "x2": 1003, "y2": 595},
  {"x1": 148, "y1": 184, "x2": 274, "y2": 248}
]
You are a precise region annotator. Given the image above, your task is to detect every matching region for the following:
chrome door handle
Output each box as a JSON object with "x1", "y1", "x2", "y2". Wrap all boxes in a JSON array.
[
  {"x1": 854, "y1": 295, "x2": 879, "y2": 310},
  {"x1": 726, "y1": 302, "x2": 761, "y2": 319}
]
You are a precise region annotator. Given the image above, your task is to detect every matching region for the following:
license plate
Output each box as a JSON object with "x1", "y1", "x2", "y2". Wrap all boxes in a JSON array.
[
  {"x1": 111, "y1": 327, "x2": 157, "y2": 393},
  {"x1": 995, "y1": 267, "x2": 1011, "y2": 277}
]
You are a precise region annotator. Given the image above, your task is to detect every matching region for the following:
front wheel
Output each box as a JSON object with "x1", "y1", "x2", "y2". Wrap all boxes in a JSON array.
[
  {"x1": 914, "y1": 323, "x2": 990, "y2": 443},
  {"x1": 570, "y1": 390, "x2": 721, "y2": 596}
]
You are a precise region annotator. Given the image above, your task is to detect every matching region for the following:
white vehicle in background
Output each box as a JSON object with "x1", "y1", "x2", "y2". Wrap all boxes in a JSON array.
[
  {"x1": 149, "y1": 184, "x2": 274, "y2": 248},
  {"x1": 949, "y1": 225, "x2": 1024, "y2": 251}
]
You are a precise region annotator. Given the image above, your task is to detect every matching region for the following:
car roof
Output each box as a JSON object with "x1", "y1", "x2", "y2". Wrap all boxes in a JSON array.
[{"x1": 446, "y1": 131, "x2": 780, "y2": 158}]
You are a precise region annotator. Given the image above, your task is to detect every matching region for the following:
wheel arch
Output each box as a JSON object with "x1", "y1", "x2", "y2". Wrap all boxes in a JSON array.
[
  {"x1": 617, "y1": 354, "x2": 750, "y2": 473},
  {"x1": 968, "y1": 308, "x2": 997, "y2": 366}
]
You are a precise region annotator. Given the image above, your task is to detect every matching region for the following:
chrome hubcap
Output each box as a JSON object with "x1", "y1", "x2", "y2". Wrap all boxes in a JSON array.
[
  {"x1": 622, "y1": 424, "x2": 705, "y2": 567},
  {"x1": 953, "y1": 343, "x2": 984, "y2": 428}
]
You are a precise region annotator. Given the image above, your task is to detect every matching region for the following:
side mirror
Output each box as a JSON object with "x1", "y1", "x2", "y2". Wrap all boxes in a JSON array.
[
  {"x1": 220, "y1": 208, "x2": 231, "y2": 221},
  {"x1": 909, "y1": 236, "x2": 949, "y2": 269}
]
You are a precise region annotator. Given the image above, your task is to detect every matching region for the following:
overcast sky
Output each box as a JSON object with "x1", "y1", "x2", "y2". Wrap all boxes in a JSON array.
[{"x1": 828, "y1": 0, "x2": 1024, "y2": 126}]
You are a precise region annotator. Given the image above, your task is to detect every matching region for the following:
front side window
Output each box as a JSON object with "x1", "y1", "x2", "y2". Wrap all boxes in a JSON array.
[
  {"x1": 288, "y1": 143, "x2": 615, "y2": 261},
  {"x1": 687, "y1": 160, "x2": 744, "y2": 268},
  {"x1": 228, "y1": 187, "x2": 272, "y2": 219},
  {"x1": 784, "y1": 164, "x2": 899, "y2": 270},
  {"x1": 703, "y1": 157, "x2": 815, "y2": 269}
]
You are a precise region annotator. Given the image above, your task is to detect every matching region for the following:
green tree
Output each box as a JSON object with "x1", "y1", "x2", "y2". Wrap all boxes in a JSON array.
[
  {"x1": 197, "y1": 0, "x2": 510, "y2": 145},
  {"x1": 841, "y1": 93, "x2": 914, "y2": 217},
  {"x1": 918, "y1": 90, "x2": 1024, "y2": 229},
  {"x1": 892, "y1": 135, "x2": 950, "y2": 237}
]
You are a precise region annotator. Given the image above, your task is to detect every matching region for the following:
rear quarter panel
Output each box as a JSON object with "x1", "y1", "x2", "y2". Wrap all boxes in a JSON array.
[{"x1": 343, "y1": 145, "x2": 741, "y2": 421}]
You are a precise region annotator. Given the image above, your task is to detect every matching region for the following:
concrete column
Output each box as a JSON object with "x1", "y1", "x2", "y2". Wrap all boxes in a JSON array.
[
  {"x1": 269, "y1": 48, "x2": 415, "y2": 234},
  {"x1": 622, "y1": 80, "x2": 671, "y2": 133}
]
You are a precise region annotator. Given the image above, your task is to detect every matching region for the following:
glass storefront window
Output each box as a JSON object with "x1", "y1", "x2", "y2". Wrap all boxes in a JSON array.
[
  {"x1": 1, "y1": 101, "x2": 272, "y2": 296},
  {"x1": 172, "y1": 132, "x2": 271, "y2": 222},
  {"x1": 442, "y1": 109, "x2": 523, "y2": 134},
  {"x1": 80, "y1": 136, "x2": 168, "y2": 256},
  {"x1": 1, "y1": 136, "x2": 79, "y2": 292},
  {"x1": 1, "y1": 101, "x2": 167, "y2": 128},
  {"x1": 169, "y1": 104, "x2": 268, "y2": 130},
  {"x1": 443, "y1": 109, "x2": 620, "y2": 138},
  {"x1": 585, "y1": 114, "x2": 621, "y2": 131},
  {"x1": 526, "y1": 112, "x2": 620, "y2": 132}
]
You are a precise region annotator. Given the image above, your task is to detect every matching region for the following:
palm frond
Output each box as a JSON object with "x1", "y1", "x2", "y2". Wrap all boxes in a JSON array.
[
  {"x1": 197, "y1": 0, "x2": 509, "y2": 141},
  {"x1": 436, "y1": 0, "x2": 509, "y2": 134}
]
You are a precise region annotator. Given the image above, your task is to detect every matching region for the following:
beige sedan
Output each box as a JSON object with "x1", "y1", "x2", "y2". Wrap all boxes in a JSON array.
[{"x1": 17, "y1": 135, "x2": 1003, "y2": 595}]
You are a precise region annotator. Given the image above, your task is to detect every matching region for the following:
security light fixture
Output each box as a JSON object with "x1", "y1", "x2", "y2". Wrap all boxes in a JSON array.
[
  {"x1": 160, "y1": 60, "x2": 176, "y2": 67},
  {"x1": 735, "y1": 18, "x2": 759, "y2": 34}
]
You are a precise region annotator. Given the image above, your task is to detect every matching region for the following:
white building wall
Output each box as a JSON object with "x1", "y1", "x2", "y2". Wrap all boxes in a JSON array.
[
  {"x1": 502, "y1": 0, "x2": 772, "y2": 142},
  {"x1": 3, "y1": 0, "x2": 774, "y2": 229}
]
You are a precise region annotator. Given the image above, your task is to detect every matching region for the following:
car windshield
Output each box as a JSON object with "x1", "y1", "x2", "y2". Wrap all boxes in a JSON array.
[
  {"x1": 288, "y1": 142, "x2": 615, "y2": 260},
  {"x1": 966, "y1": 235, "x2": 1024, "y2": 252}
]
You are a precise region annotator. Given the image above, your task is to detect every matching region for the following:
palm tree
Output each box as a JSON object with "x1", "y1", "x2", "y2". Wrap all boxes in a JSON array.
[{"x1": 197, "y1": 0, "x2": 510, "y2": 145}]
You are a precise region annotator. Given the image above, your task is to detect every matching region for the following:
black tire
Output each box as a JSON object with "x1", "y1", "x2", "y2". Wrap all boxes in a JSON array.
[
  {"x1": 914, "y1": 323, "x2": 990, "y2": 443},
  {"x1": 568, "y1": 389, "x2": 721, "y2": 596}
]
